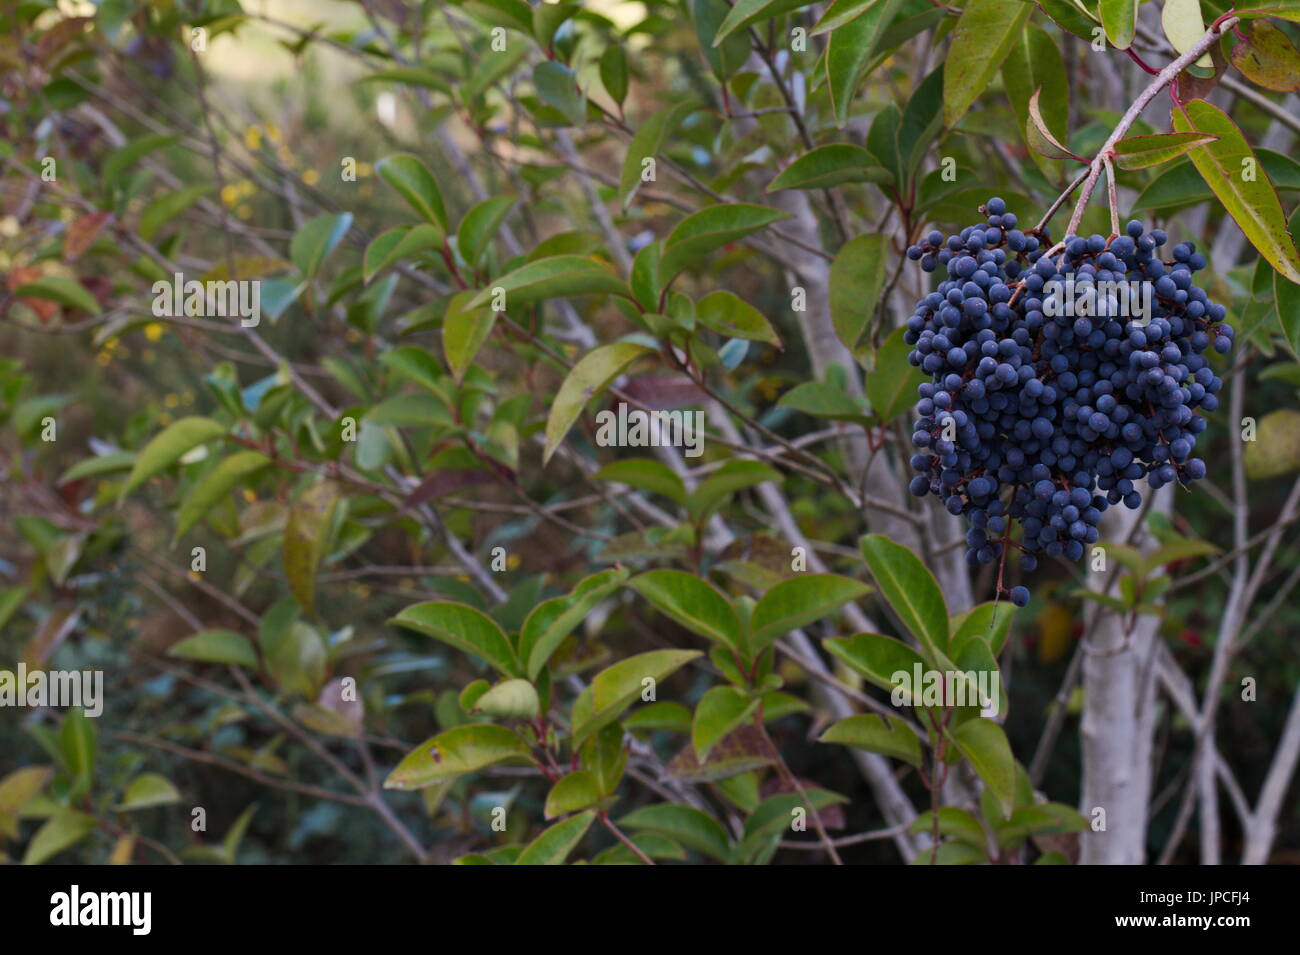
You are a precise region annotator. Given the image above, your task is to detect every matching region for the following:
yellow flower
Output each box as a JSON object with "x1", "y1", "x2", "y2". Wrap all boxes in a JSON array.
[
  {"x1": 244, "y1": 125, "x2": 263, "y2": 151},
  {"x1": 356, "y1": 161, "x2": 373, "y2": 177},
  {"x1": 506, "y1": 553, "x2": 521, "y2": 570},
  {"x1": 301, "y1": 169, "x2": 320, "y2": 186},
  {"x1": 265, "y1": 124, "x2": 282, "y2": 144},
  {"x1": 242, "y1": 489, "x2": 256, "y2": 502},
  {"x1": 157, "y1": 411, "x2": 172, "y2": 426},
  {"x1": 220, "y1": 184, "x2": 240, "y2": 206},
  {"x1": 144, "y1": 322, "x2": 163, "y2": 342},
  {"x1": 163, "y1": 393, "x2": 180, "y2": 408}
]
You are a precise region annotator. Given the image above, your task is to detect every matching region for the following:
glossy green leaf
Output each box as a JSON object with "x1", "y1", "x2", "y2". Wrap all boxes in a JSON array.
[
  {"x1": 826, "y1": 0, "x2": 904, "y2": 126},
  {"x1": 824, "y1": 631, "x2": 926, "y2": 694},
  {"x1": 120, "y1": 416, "x2": 226, "y2": 499},
  {"x1": 102, "y1": 133, "x2": 177, "y2": 185},
  {"x1": 467, "y1": 255, "x2": 630, "y2": 311},
  {"x1": 750, "y1": 574, "x2": 871, "y2": 652},
  {"x1": 520, "y1": 567, "x2": 630, "y2": 679},
  {"x1": 819, "y1": 713, "x2": 922, "y2": 766},
  {"x1": 620, "y1": 102, "x2": 697, "y2": 210},
  {"x1": 543, "y1": 341, "x2": 652, "y2": 464},
  {"x1": 660, "y1": 204, "x2": 791, "y2": 285},
  {"x1": 363, "y1": 224, "x2": 442, "y2": 283},
  {"x1": 290, "y1": 212, "x2": 353, "y2": 279},
  {"x1": 1172, "y1": 99, "x2": 1300, "y2": 283},
  {"x1": 457, "y1": 196, "x2": 516, "y2": 267},
  {"x1": 1112, "y1": 132, "x2": 1219, "y2": 170},
  {"x1": 696, "y1": 290, "x2": 782, "y2": 346},
  {"x1": 943, "y1": 0, "x2": 1032, "y2": 127},
  {"x1": 174, "y1": 451, "x2": 270, "y2": 540},
  {"x1": 688, "y1": 459, "x2": 782, "y2": 523},
  {"x1": 692, "y1": 686, "x2": 760, "y2": 761},
  {"x1": 617, "y1": 803, "x2": 731, "y2": 861},
  {"x1": 544, "y1": 772, "x2": 602, "y2": 819},
  {"x1": 384, "y1": 724, "x2": 533, "y2": 789},
  {"x1": 443, "y1": 290, "x2": 497, "y2": 385},
  {"x1": 599, "y1": 44, "x2": 629, "y2": 105},
  {"x1": 592, "y1": 458, "x2": 688, "y2": 504},
  {"x1": 830, "y1": 233, "x2": 887, "y2": 350},
  {"x1": 13, "y1": 276, "x2": 101, "y2": 315},
  {"x1": 115, "y1": 773, "x2": 181, "y2": 811},
  {"x1": 168, "y1": 629, "x2": 258, "y2": 668},
  {"x1": 22, "y1": 810, "x2": 97, "y2": 865},
  {"x1": 767, "y1": 144, "x2": 890, "y2": 192},
  {"x1": 948, "y1": 718, "x2": 1016, "y2": 816},
  {"x1": 390, "y1": 601, "x2": 520, "y2": 676},
  {"x1": 859, "y1": 533, "x2": 948, "y2": 657},
  {"x1": 471, "y1": 678, "x2": 539, "y2": 719},
  {"x1": 534, "y1": 61, "x2": 587, "y2": 126},
  {"x1": 1098, "y1": 0, "x2": 1137, "y2": 50},
  {"x1": 570, "y1": 649, "x2": 703, "y2": 744},
  {"x1": 628, "y1": 570, "x2": 742, "y2": 650},
  {"x1": 376, "y1": 154, "x2": 448, "y2": 230},
  {"x1": 358, "y1": 66, "x2": 452, "y2": 94},
  {"x1": 139, "y1": 184, "x2": 210, "y2": 240}
]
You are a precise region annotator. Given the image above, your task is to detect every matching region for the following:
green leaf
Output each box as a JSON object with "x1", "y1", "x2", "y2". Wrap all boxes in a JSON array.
[
  {"x1": 1276, "y1": 212, "x2": 1300, "y2": 355},
  {"x1": 1231, "y1": 19, "x2": 1300, "y2": 92},
  {"x1": 443, "y1": 289, "x2": 497, "y2": 385},
  {"x1": 1171, "y1": 98, "x2": 1300, "y2": 283},
  {"x1": 22, "y1": 810, "x2": 97, "y2": 865},
  {"x1": 1244, "y1": 409, "x2": 1300, "y2": 479},
  {"x1": 950, "y1": 601, "x2": 1016, "y2": 658},
  {"x1": 713, "y1": 0, "x2": 808, "y2": 45},
  {"x1": 457, "y1": 196, "x2": 516, "y2": 267},
  {"x1": 1003, "y1": 23, "x2": 1069, "y2": 178},
  {"x1": 599, "y1": 44, "x2": 629, "y2": 105},
  {"x1": 283, "y1": 480, "x2": 338, "y2": 614},
  {"x1": 819, "y1": 713, "x2": 922, "y2": 767},
  {"x1": 696, "y1": 290, "x2": 782, "y2": 346},
  {"x1": 471, "y1": 678, "x2": 540, "y2": 719},
  {"x1": 1235, "y1": 1, "x2": 1300, "y2": 21},
  {"x1": 115, "y1": 773, "x2": 181, "y2": 811},
  {"x1": 520, "y1": 567, "x2": 630, "y2": 679},
  {"x1": 514, "y1": 810, "x2": 595, "y2": 862},
  {"x1": 620, "y1": 102, "x2": 697, "y2": 210},
  {"x1": 1112, "y1": 132, "x2": 1219, "y2": 170},
  {"x1": 948, "y1": 718, "x2": 1016, "y2": 816},
  {"x1": 534, "y1": 61, "x2": 587, "y2": 126},
  {"x1": 168, "y1": 629, "x2": 258, "y2": 668},
  {"x1": 859, "y1": 534, "x2": 948, "y2": 657},
  {"x1": 174, "y1": 450, "x2": 270, "y2": 540},
  {"x1": 687, "y1": 459, "x2": 782, "y2": 523},
  {"x1": 1133, "y1": 148, "x2": 1300, "y2": 215},
  {"x1": 693, "y1": 686, "x2": 760, "y2": 761},
  {"x1": 592, "y1": 458, "x2": 688, "y2": 504},
  {"x1": 570, "y1": 649, "x2": 703, "y2": 744},
  {"x1": 750, "y1": 574, "x2": 871, "y2": 652},
  {"x1": 866, "y1": 325, "x2": 928, "y2": 424},
  {"x1": 1098, "y1": 0, "x2": 1137, "y2": 50},
  {"x1": 139, "y1": 184, "x2": 210, "y2": 240},
  {"x1": 824, "y1": 631, "x2": 927, "y2": 694},
  {"x1": 544, "y1": 772, "x2": 602, "y2": 819},
  {"x1": 60, "y1": 707, "x2": 96, "y2": 798},
  {"x1": 777, "y1": 381, "x2": 867, "y2": 421},
  {"x1": 467, "y1": 255, "x2": 630, "y2": 310},
  {"x1": 943, "y1": 0, "x2": 1032, "y2": 127},
  {"x1": 380, "y1": 344, "x2": 443, "y2": 393},
  {"x1": 102, "y1": 133, "x2": 177, "y2": 185},
  {"x1": 1034, "y1": 0, "x2": 1099, "y2": 40},
  {"x1": 384, "y1": 724, "x2": 533, "y2": 789},
  {"x1": 1025, "y1": 87, "x2": 1079, "y2": 161},
  {"x1": 693, "y1": 0, "x2": 751, "y2": 81},
  {"x1": 830, "y1": 234, "x2": 888, "y2": 351},
  {"x1": 617, "y1": 803, "x2": 731, "y2": 861},
  {"x1": 908, "y1": 807, "x2": 988, "y2": 848},
  {"x1": 767, "y1": 144, "x2": 891, "y2": 192},
  {"x1": 120, "y1": 416, "x2": 226, "y2": 499},
  {"x1": 13, "y1": 276, "x2": 101, "y2": 315},
  {"x1": 543, "y1": 341, "x2": 652, "y2": 464},
  {"x1": 358, "y1": 66, "x2": 452, "y2": 94},
  {"x1": 627, "y1": 570, "x2": 742, "y2": 651},
  {"x1": 290, "y1": 212, "x2": 353, "y2": 279},
  {"x1": 1162, "y1": 0, "x2": 1214, "y2": 71},
  {"x1": 812, "y1": 0, "x2": 880, "y2": 34},
  {"x1": 826, "y1": 0, "x2": 905, "y2": 126},
  {"x1": 660, "y1": 204, "x2": 791, "y2": 286},
  {"x1": 376, "y1": 154, "x2": 448, "y2": 230},
  {"x1": 58, "y1": 450, "x2": 135, "y2": 483},
  {"x1": 363, "y1": 224, "x2": 442, "y2": 283},
  {"x1": 0, "y1": 766, "x2": 51, "y2": 838},
  {"x1": 390, "y1": 601, "x2": 520, "y2": 676}
]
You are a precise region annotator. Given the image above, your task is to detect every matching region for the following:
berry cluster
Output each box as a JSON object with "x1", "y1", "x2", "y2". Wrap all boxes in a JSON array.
[{"x1": 903, "y1": 199, "x2": 1232, "y2": 607}]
